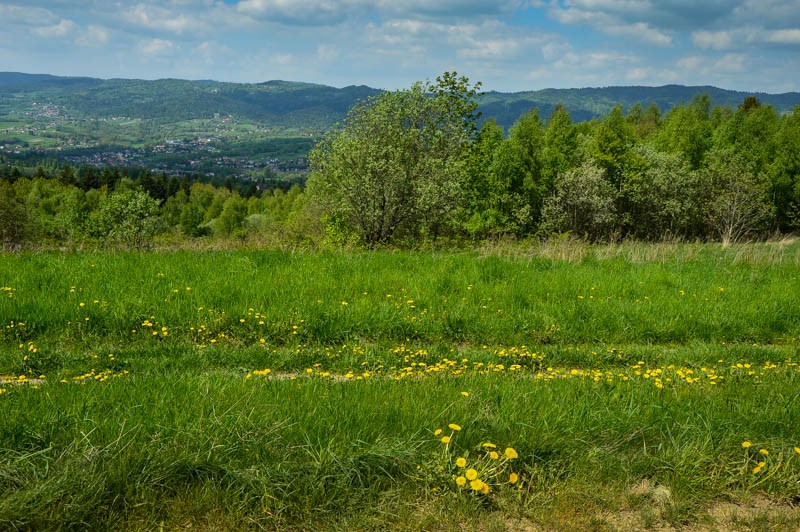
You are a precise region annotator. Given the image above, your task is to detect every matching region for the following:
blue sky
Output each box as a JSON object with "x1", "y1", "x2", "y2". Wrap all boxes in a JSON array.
[{"x1": 1, "y1": 1, "x2": 799, "y2": 93}]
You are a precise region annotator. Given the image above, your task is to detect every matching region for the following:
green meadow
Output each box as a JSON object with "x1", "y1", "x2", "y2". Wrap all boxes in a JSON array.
[{"x1": 2, "y1": 243, "x2": 800, "y2": 529}]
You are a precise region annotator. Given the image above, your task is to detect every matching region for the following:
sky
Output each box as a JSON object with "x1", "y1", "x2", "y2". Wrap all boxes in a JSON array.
[{"x1": 1, "y1": 1, "x2": 799, "y2": 93}]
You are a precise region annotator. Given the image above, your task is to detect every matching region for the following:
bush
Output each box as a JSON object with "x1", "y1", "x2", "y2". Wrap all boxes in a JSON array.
[{"x1": 539, "y1": 162, "x2": 617, "y2": 241}]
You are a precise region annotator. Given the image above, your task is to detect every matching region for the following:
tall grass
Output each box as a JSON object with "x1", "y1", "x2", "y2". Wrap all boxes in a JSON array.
[{"x1": 1, "y1": 245, "x2": 800, "y2": 529}]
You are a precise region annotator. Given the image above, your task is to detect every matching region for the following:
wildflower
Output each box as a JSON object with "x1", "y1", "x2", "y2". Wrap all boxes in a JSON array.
[
  {"x1": 465, "y1": 468, "x2": 478, "y2": 481},
  {"x1": 759, "y1": 449, "x2": 769, "y2": 456},
  {"x1": 434, "y1": 428, "x2": 443, "y2": 436},
  {"x1": 456, "y1": 457, "x2": 467, "y2": 468},
  {"x1": 482, "y1": 442, "x2": 496, "y2": 449},
  {"x1": 509, "y1": 472, "x2": 519, "y2": 484},
  {"x1": 741, "y1": 441, "x2": 752, "y2": 449},
  {"x1": 752, "y1": 465, "x2": 762, "y2": 474},
  {"x1": 460, "y1": 391, "x2": 469, "y2": 397},
  {"x1": 795, "y1": 447, "x2": 800, "y2": 455},
  {"x1": 455, "y1": 476, "x2": 466, "y2": 487},
  {"x1": 504, "y1": 447, "x2": 519, "y2": 460},
  {"x1": 480, "y1": 483, "x2": 490, "y2": 494},
  {"x1": 441, "y1": 436, "x2": 451, "y2": 444},
  {"x1": 448, "y1": 423, "x2": 462, "y2": 431},
  {"x1": 489, "y1": 451, "x2": 499, "y2": 460},
  {"x1": 469, "y1": 478, "x2": 484, "y2": 491}
]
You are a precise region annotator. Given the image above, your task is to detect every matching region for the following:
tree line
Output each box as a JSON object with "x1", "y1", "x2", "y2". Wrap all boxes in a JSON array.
[
  {"x1": 308, "y1": 74, "x2": 800, "y2": 246},
  {"x1": 0, "y1": 164, "x2": 306, "y2": 249},
  {"x1": 2, "y1": 73, "x2": 799, "y2": 249}
]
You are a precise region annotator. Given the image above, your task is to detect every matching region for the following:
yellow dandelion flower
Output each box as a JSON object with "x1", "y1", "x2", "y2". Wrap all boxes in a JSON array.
[
  {"x1": 753, "y1": 466, "x2": 762, "y2": 474},
  {"x1": 504, "y1": 447, "x2": 519, "y2": 460},
  {"x1": 480, "y1": 483, "x2": 490, "y2": 494},
  {"x1": 758, "y1": 461, "x2": 766, "y2": 468},
  {"x1": 469, "y1": 479, "x2": 484, "y2": 491},
  {"x1": 448, "y1": 423, "x2": 462, "y2": 431},
  {"x1": 456, "y1": 457, "x2": 467, "y2": 468},
  {"x1": 460, "y1": 391, "x2": 469, "y2": 397},
  {"x1": 741, "y1": 441, "x2": 752, "y2": 449},
  {"x1": 434, "y1": 428, "x2": 443, "y2": 436},
  {"x1": 482, "y1": 442, "x2": 496, "y2": 449},
  {"x1": 489, "y1": 451, "x2": 499, "y2": 460},
  {"x1": 455, "y1": 476, "x2": 466, "y2": 487},
  {"x1": 509, "y1": 472, "x2": 519, "y2": 484},
  {"x1": 759, "y1": 449, "x2": 769, "y2": 456},
  {"x1": 794, "y1": 447, "x2": 800, "y2": 455},
  {"x1": 441, "y1": 436, "x2": 451, "y2": 444},
  {"x1": 465, "y1": 468, "x2": 478, "y2": 481}
]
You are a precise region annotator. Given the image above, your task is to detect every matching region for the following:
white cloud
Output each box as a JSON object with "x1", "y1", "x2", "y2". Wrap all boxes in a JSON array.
[
  {"x1": 693, "y1": 26, "x2": 800, "y2": 50},
  {"x1": 548, "y1": 2, "x2": 673, "y2": 46},
  {"x1": 317, "y1": 44, "x2": 340, "y2": 62},
  {"x1": 763, "y1": 28, "x2": 800, "y2": 45},
  {"x1": 624, "y1": 66, "x2": 678, "y2": 84},
  {"x1": 138, "y1": 38, "x2": 175, "y2": 56},
  {"x1": 76, "y1": 25, "x2": 111, "y2": 47},
  {"x1": 365, "y1": 18, "x2": 559, "y2": 63},
  {"x1": 676, "y1": 55, "x2": 704, "y2": 70},
  {"x1": 125, "y1": 3, "x2": 201, "y2": 34},
  {"x1": 237, "y1": 0, "x2": 524, "y2": 25},
  {"x1": 714, "y1": 53, "x2": 746, "y2": 73},
  {"x1": 551, "y1": 0, "x2": 738, "y2": 31},
  {"x1": 692, "y1": 29, "x2": 737, "y2": 50},
  {"x1": 193, "y1": 41, "x2": 235, "y2": 62},
  {"x1": 237, "y1": 0, "x2": 353, "y2": 25},
  {"x1": 31, "y1": 19, "x2": 78, "y2": 38},
  {"x1": 0, "y1": 4, "x2": 59, "y2": 26},
  {"x1": 605, "y1": 22, "x2": 672, "y2": 46}
]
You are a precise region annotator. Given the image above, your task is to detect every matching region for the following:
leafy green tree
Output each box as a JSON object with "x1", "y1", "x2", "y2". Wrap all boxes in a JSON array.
[
  {"x1": 461, "y1": 119, "x2": 505, "y2": 237},
  {"x1": 543, "y1": 105, "x2": 578, "y2": 184},
  {"x1": 623, "y1": 144, "x2": 704, "y2": 240},
  {"x1": 0, "y1": 180, "x2": 29, "y2": 249},
  {"x1": 715, "y1": 98, "x2": 779, "y2": 177},
  {"x1": 179, "y1": 202, "x2": 208, "y2": 237},
  {"x1": 216, "y1": 196, "x2": 248, "y2": 237},
  {"x1": 52, "y1": 188, "x2": 88, "y2": 244},
  {"x1": 162, "y1": 190, "x2": 188, "y2": 227},
  {"x1": 79, "y1": 166, "x2": 99, "y2": 191},
  {"x1": 540, "y1": 161, "x2": 618, "y2": 241},
  {"x1": 704, "y1": 147, "x2": 774, "y2": 244},
  {"x1": 307, "y1": 73, "x2": 481, "y2": 246},
  {"x1": 204, "y1": 194, "x2": 227, "y2": 224},
  {"x1": 655, "y1": 94, "x2": 712, "y2": 170},
  {"x1": 769, "y1": 107, "x2": 800, "y2": 231},
  {"x1": 58, "y1": 165, "x2": 77, "y2": 187},
  {"x1": 593, "y1": 105, "x2": 635, "y2": 190},
  {"x1": 483, "y1": 108, "x2": 548, "y2": 235},
  {"x1": 87, "y1": 189, "x2": 162, "y2": 248}
]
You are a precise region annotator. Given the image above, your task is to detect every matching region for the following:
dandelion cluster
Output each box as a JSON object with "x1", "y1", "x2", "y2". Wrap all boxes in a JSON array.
[
  {"x1": 738, "y1": 441, "x2": 800, "y2": 478},
  {"x1": 63, "y1": 368, "x2": 129, "y2": 383},
  {"x1": 430, "y1": 422, "x2": 522, "y2": 496}
]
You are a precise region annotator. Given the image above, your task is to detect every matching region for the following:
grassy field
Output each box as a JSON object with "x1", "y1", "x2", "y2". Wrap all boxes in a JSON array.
[{"x1": 2, "y1": 243, "x2": 800, "y2": 529}]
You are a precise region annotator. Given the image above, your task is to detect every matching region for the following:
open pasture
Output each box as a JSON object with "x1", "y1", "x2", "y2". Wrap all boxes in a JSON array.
[{"x1": 2, "y1": 244, "x2": 800, "y2": 529}]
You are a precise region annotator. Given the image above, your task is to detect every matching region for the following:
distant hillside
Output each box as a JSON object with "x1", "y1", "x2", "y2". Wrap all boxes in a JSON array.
[
  {"x1": 2, "y1": 72, "x2": 799, "y2": 132},
  {"x1": 480, "y1": 85, "x2": 800, "y2": 126}
]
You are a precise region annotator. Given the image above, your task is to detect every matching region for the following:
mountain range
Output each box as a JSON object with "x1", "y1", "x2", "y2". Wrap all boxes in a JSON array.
[{"x1": 3, "y1": 72, "x2": 799, "y2": 132}]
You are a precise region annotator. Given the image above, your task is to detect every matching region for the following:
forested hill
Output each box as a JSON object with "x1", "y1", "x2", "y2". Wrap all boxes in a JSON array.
[
  {"x1": 0, "y1": 73, "x2": 380, "y2": 130},
  {"x1": 2, "y1": 72, "x2": 799, "y2": 130}
]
